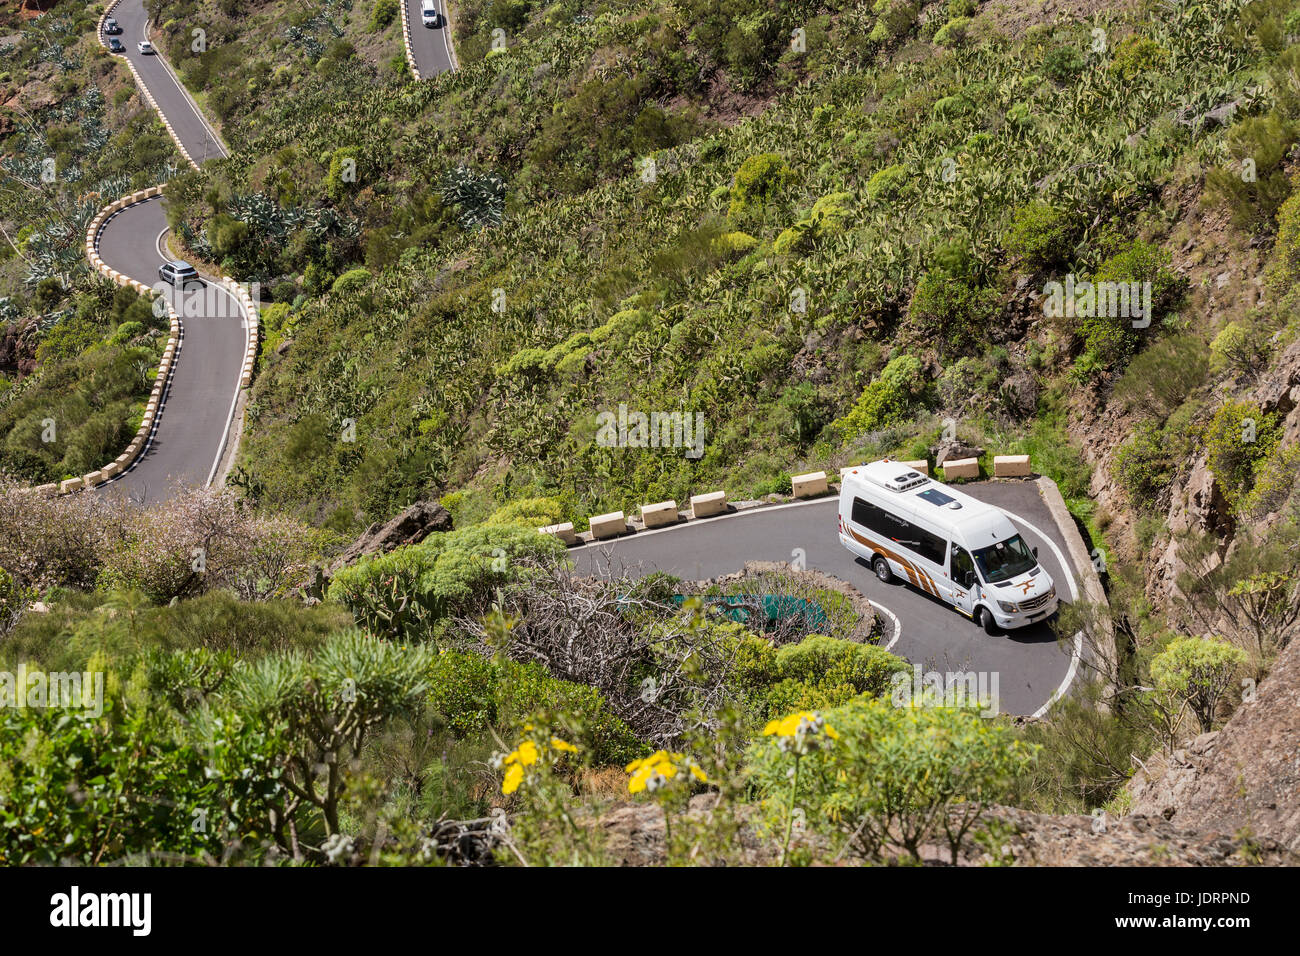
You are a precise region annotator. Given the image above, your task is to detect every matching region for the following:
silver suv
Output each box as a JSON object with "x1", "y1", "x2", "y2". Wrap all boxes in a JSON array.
[{"x1": 158, "y1": 260, "x2": 199, "y2": 286}]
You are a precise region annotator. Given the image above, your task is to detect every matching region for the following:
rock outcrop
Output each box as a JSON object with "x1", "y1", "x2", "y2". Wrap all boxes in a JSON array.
[
  {"x1": 1127, "y1": 634, "x2": 1300, "y2": 852},
  {"x1": 328, "y1": 500, "x2": 453, "y2": 572}
]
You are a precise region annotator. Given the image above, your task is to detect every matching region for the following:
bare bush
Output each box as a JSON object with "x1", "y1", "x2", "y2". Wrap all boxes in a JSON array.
[
  {"x1": 0, "y1": 478, "x2": 338, "y2": 602},
  {"x1": 458, "y1": 553, "x2": 750, "y2": 746}
]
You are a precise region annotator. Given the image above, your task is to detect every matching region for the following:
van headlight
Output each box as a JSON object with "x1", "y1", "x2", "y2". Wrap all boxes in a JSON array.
[{"x1": 997, "y1": 600, "x2": 1018, "y2": 613}]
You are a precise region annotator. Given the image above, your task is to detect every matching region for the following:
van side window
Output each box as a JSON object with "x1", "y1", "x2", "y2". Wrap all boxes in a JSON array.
[
  {"x1": 951, "y1": 544, "x2": 975, "y2": 585},
  {"x1": 851, "y1": 497, "x2": 948, "y2": 566}
]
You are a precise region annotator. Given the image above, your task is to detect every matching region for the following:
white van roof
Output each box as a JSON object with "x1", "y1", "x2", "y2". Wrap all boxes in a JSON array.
[
  {"x1": 422, "y1": 0, "x2": 436, "y2": 9},
  {"x1": 841, "y1": 459, "x2": 1019, "y2": 549}
]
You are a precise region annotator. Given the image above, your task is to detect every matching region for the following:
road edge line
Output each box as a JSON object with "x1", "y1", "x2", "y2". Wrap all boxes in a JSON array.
[{"x1": 1035, "y1": 475, "x2": 1117, "y2": 710}]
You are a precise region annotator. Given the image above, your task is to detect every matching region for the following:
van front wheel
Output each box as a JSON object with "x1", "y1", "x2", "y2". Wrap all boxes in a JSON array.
[
  {"x1": 976, "y1": 606, "x2": 999, "y2": 636},
  {"x1": 872, "y1": 556, "x2": 892, "y2": 584}
]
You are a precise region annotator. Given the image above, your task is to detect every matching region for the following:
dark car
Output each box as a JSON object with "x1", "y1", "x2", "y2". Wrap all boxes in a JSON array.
[
  {"x1": 108, "y1": 37, "x2": 125, "y2": 54},
  {"x1": 159, "y1": 260, "x2": 199, "y2": 286},
  {"x1": 104, "y1": 17, "x2": 121, "y2": 35}
]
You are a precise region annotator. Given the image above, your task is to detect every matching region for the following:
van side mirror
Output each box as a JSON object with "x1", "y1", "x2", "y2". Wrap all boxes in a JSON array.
[
  {"x1": 962, "y1": 571, "x2": 975, "y2": 589},
  {"x1": 1032, "y1": 546, "x2": 1038, "y2": 558}
]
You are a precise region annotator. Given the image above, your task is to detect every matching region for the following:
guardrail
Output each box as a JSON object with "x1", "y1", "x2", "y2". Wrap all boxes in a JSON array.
[
  {"x1": 398, "y1": 0, "x2": 424, "y2": 80},
  {"x1": 98, "y1": 1, "x2": 200, "y2": 172},
  {"x1": 541, "y1": 455, "x2": 1036, "y2": 545}
]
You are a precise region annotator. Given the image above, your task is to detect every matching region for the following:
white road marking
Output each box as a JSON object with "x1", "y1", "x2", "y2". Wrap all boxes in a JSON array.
[
  {"x1": 568, "y1": 495, "x2": 834, "y2": 550},
  {"x1": 1000, "y1": 505, "x2": 1085, "y2": 718},
  {"x1": 205, "y1": 281, "x2": 249, "y2": 488},
  {"x1": 870, "y1": 600, "x2": 901, "y2": 651}
]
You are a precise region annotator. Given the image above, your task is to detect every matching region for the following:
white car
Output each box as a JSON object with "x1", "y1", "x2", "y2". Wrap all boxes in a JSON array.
[
  {"x1": 137, "y1": 40, "x2": 154, "y2": 55},
  {"x1": 421, "y1": 0, "x2": 441, "y2": 27}
]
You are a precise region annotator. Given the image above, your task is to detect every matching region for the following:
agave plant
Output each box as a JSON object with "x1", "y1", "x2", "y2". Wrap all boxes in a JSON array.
[{"x1": 440, "y1": 165, "x2": 508, "y2": 230}]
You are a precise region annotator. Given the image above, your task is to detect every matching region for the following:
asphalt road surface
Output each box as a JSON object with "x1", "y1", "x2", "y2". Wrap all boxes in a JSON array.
[
  {"x1": 93, "y1": 196, "x2": 246, "y2": 504},
  {"x1": 95, "y1": 2, "x2": 242, "y2": 502},
  {"x1": 572, "y1": 482, "x2": 1084, "y2": 717},
  {"x1": 108, "y1": 0, "x2": 229, "y2": 163},
  {"x1": 404, "y1": 0, "x2": 457, "y2": 77}
]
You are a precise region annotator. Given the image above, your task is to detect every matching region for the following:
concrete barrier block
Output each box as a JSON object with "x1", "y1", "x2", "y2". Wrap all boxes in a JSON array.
[
  {"x1": 60, "y1": 477, "x2": 83, "y2": 494},
  {"x1": 84, "y1": 471, "x2": 104, "y2": 487},
  {"x1": 689, "y1": 490, "x2": 727, "y2": 518},
  {"x1": 538, "y1": 522, "x2": 577, "y2": 546},
  {"x1": 101, "y1": 462, "x2": 120, "y2": 479},
  {"x1": 33, "y1": 483, "x2": 58, "y2": 498},
  {"x1": 640, "y1": 500, "x2": 679, "y2": 529},
  {"x1": 994, "y1": 454, "x2": 1032, "y2": 478},
  {"x1": 942, "y1": 456, "x2": 980, "y2": 480},
  {"x1": 589, "y1": 511, "x2": 628, "y2": 540},
  {"x1": 792, "y1": 471, "x2": 829, "y2": 499},
  {"x1": 901, "y1": 459, "x2": 929, "y2": 475}
]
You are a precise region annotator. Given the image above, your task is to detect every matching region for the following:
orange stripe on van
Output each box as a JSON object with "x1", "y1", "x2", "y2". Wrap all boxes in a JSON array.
[{"x1": 849, "y1": 528, "x2": 937, "y2": 597}]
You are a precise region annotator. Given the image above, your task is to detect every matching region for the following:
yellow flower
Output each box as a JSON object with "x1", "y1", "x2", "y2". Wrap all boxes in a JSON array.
[
  {"x1": 763, "y1": 710, "x2": 837, "y2": 754},
  {"x1": 625, "y1": 751, "x2": 706, "y2": 793},
  {"x1": 763, "y1": 710, "x2": 816, "y2": 738},
  {"x1": 551, "y1": 737, "x2": 578, "y2": 753},
  {"x1": 507, "y1": 740, "x2": 539, "y2": 767},
  {"x1": 502, "y1": 763, "x2": 524, "y2": 795}
]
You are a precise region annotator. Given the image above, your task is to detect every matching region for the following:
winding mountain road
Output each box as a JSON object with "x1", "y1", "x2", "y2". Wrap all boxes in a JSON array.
[
  {"x1": 88, "y1": 7, "x2": 1083, "y2": 715},
  {"x1": 92, "y1": 0, "x2": 453, "y2": 501}
]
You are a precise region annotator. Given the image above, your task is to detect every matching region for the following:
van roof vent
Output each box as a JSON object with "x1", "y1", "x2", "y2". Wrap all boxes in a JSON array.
[{"x1": 883, "y1": 472, "x2": 929, "y2": 493}]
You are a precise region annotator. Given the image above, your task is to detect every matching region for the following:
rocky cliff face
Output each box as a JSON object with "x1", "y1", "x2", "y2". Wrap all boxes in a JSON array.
[{"x1": 1126, "y1": 631, "x2": 1300, "y2": 852}]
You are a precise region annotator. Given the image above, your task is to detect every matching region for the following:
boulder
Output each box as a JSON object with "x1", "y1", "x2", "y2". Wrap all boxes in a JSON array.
[
  {"x1": 931, "y1": 438, "x2": 986, "y2": 467},
  {"x1": 330, "y1": 500, "x2": 453, "y2": 571}
]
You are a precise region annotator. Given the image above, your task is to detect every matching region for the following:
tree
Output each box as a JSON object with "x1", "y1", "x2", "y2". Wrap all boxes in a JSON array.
[
  {"x1": 747, "y1": 696, "x2": 1036, "y2": 863},
  {"x1": 205, "y1": 631, "x2": 433, "y2": 854},
  {"x1": 1150, "y1": 637, "x2": 1247, "y2": 733}
]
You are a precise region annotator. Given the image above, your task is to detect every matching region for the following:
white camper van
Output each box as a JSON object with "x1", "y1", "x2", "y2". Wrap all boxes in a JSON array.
[
  {"x1": 421, "y1": 0, "x2": 441, "y2": 26},
  {"x1": 838, "y1": 459, "x2": 1059, "y2": 634}
]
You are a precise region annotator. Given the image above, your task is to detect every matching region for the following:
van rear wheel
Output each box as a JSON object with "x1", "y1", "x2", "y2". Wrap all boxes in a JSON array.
[
  {"x1": 872, "y1": 556, "x2": 892, "y2": 583},
  {"x1": 976, "y1": 606, "x2": 999, "y2": 636}
]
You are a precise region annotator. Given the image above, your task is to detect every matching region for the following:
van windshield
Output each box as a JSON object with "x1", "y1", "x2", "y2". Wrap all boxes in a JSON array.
[{"x1": 972, "y1": 534, "x2": 1036, "y2": 583}]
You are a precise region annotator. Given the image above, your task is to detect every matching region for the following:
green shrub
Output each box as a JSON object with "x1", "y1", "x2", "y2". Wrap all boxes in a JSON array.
[
  {"x1": 908, "y1": 270, "x2": 999, "y2": 354},
  {"x1": 728, "y1": 153, "x2": 795, "y2": 218},
  {"x1": 1151, "y1": 637, "x2": 1247, "y2": 732},
  {"x1": 712, "y1": 231, "x2": 760, "y2": 257},
  {"x1": 1004, "y1": 202, "x2": 1076, "y2": 269},
  {"x1": 746, "y1": 696, "x2": 1036, "y2": 861},
  {"x1": 369, "y1": 0, "x2": 399, "y2": 31},
  {"x1": 1205, "y1": 113, "x2": 1298, "y2": 231},
  {"x1": 1042, "y1": 44, "x2": 1085, "y2": 85},
  {"x1": 1111, "y1": 332, "x2": 1209, "y2": 421},
  {"x1": 485, "y1": 496, "x2": 570, "y2": 528},
  {"x1": 830, "y1": 354, "x2": 926, "y2": 440},
  {"x1": 426, "y1": 651, "x2": 643, "y2": 764},
  {"x1": 1209, "y1": 321, "x2": 1266, "y2": 376},
  {"x1": 331, "y1": 268, "x2": 372, "y2": 295},
  {"x1": 326, "y1": 524, "x2": 565, "y2": 641},
  {"x1": 869, "y1": 0, "x2": 921, "y2": 44},
  {"x1": 1113, "y1": 423, "x2": 1172, "y2": 508},
  {"x1": 1108, "y1": 36, "x2": 1169, "y2": 81},
  {"x1": 866, "y1": 163, "x2": 909, "y2": 201},
  {"x1": 1202, "y1": 400, "x2": 1281, "y2": 505},
  {"x1": 1076, "y1": 240, "x2": 1186, "y2": 373},
  {"x1": 108, "y1": 320, "x2": 145, "y2": 346},
  {"x1": 933, "y1": 17, "x2": 974, "y2": 47}
]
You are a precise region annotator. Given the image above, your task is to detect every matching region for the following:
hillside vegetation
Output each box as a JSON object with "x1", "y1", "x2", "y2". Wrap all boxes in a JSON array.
[{"x1": 1, "y1": 0, "x2": 1300, "y2": 867}]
